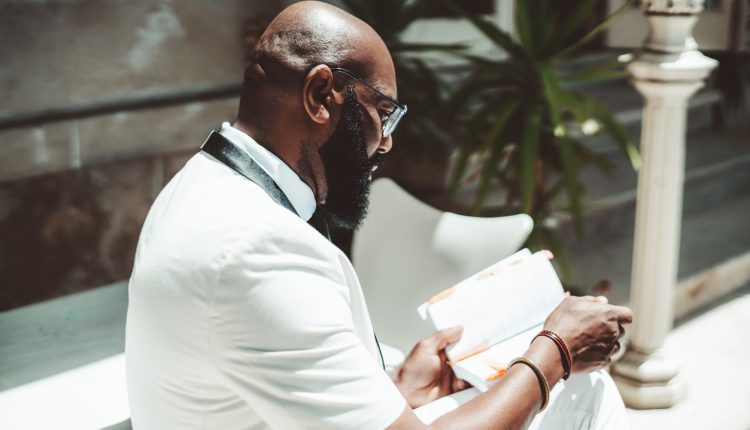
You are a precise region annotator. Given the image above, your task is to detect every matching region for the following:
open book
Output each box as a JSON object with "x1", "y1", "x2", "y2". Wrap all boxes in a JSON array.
[{"x1": 417, "y1": 249, "x2": 565, "y2": 392}]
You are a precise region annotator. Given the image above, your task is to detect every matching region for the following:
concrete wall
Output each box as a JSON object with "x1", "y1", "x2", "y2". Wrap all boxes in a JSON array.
[{"x1": 0, "y1": 0, "x2": 281, "y2": 311}]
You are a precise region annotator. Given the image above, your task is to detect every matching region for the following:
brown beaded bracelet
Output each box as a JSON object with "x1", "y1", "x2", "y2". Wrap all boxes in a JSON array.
[{"x1": 533, "y1": 329, "x2": 572, "y2": 380}]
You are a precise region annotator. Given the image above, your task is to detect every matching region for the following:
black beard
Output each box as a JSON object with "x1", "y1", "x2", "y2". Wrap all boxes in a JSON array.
[{"x1": 318, "y1": 86, "x2": 383, "y2": 231}]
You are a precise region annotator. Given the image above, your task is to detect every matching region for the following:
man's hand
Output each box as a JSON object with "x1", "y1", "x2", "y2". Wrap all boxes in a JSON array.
[
  {"x1": 393, "y1": 326, "x2": 470, "y2": 409},
  {"x1": 543, "y1": 295, "x2": 633, "y2": 373}
]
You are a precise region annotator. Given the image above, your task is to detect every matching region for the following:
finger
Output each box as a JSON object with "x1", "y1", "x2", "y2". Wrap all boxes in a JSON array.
[
  {"x1": 618, "y1": 324, "x2": 626, "y2": 339},
  {"x1": 610, "y1": 341, "x2": 621, "y2": 355},
  {"x1": 451, "y1": 378, "x2": 469, "y2": 392},
  {"x1": 438, "y1": 325, "x2": 464, "y2": 348},
  {"x1": 423, "y1": 326, "x2": 464, "y2": 351},
  {"x1": 611, "y1": 305, "x2": 634, "y2": 324}
]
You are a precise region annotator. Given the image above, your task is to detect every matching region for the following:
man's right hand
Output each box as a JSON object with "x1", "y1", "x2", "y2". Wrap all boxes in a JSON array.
[{"x1": 543, "y1": 295, "x2": 633, "y2": 374}]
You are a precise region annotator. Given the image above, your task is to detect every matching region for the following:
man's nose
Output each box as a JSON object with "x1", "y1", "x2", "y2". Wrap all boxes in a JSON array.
[{"x1": 377, "y1": 134, "x2": 393, "y2": 154}]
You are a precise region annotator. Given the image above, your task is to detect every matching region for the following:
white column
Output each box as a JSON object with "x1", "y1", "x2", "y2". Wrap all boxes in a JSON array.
[{"x1": 610, "y1": 0, "x2": 717, "y2": 409}]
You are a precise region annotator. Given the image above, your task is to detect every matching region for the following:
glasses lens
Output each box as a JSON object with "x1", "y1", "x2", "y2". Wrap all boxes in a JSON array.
[{"x1": 382, "y1": 105, "x2": 407, "y2": 138}]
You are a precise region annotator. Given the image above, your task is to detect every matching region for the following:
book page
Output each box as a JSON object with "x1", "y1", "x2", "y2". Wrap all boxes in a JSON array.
[
  {"x1": 421, "y1": 250, "x2": 565, "y2": 362},
  {"x1": 451, "y1": 324, "x2": 542, "y2": 392}
]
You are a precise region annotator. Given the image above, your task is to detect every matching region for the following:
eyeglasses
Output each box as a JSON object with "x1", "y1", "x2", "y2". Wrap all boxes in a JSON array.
[{"x1": 329, "y1": 67, "x2": 407, "y2": 138}]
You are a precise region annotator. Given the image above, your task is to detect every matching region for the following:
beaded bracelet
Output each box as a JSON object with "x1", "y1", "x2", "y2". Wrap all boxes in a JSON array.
[
  {"x1": 534, "y1": 329, "x2": 572, "y2": 380},
  {"x1": 508, "y1": 356, "x2": 550, "y2": 412}
]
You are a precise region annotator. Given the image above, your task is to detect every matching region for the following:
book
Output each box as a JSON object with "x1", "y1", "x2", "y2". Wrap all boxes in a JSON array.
[{"x1": 417, "y1": 249, "x2": 565, "y2": 392}]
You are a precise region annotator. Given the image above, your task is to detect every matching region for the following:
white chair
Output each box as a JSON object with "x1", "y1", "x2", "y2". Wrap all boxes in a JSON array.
[{"x1": 353, "y1": 178, "x2": 534, "y2": 362}]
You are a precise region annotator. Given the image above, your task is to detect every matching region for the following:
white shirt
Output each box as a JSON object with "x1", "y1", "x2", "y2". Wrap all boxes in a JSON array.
[
  {"x1": 125, "y1": 125, "x2": 406, "y2": 429},
  {"x1": 219, "y1": 123, "x2": 316, "y2": 221}
]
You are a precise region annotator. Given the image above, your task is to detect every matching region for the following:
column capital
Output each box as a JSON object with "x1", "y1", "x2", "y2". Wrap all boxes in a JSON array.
[
  {"x1": 628, "y1": 49, "x2": 717, "y2": 84},
  {"x1": 644, "y1": 0, "x2": 705, "y2": 15},
  {"x1": 631, "y1": 78, "x2": 705, "y2": 102},
  {"x1": 628, "y1": 0, "x2": 717, "y2": 83}
]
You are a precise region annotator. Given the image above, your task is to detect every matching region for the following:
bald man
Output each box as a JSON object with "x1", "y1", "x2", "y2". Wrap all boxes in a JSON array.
[{"x1": 125, "y1": 2, "x2": 632, "y2": 429}]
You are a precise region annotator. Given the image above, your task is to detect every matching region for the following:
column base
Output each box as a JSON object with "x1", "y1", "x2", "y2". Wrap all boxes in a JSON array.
[{"x1": 611, "y1": 347, "x2": 686, "y2": 409}]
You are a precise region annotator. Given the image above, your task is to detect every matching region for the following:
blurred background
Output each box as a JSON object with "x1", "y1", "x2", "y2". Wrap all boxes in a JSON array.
[{"x1": 0, "y1": 0, "x2": 748, "y2": 429}]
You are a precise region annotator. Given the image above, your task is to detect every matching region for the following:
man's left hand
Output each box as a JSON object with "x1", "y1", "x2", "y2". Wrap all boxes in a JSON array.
[{"x1": 392, "y1": 326, "x2": 470, "y2": 408}]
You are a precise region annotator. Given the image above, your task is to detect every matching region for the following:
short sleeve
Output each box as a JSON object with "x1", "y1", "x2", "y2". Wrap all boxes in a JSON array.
[{"x1": 210, "y1": 228, "x2": 407, "y2": 429}]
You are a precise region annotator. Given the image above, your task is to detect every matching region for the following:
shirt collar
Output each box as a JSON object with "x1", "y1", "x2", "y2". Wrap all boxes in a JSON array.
[{"x1": 219, "y1": 122, "x2": 316, "y2": 221}]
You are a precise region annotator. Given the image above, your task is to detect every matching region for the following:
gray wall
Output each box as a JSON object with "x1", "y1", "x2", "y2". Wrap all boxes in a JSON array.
[{"x1": 0, "y1": 0, "x2": 281, "y2": 311}]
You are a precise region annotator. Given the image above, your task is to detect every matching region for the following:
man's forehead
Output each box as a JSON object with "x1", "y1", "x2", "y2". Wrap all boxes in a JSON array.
[
  {"x1": 342, "y1": 21, "x2": 396, "y2": 98},
  {"x1": 371, "y1": 75, "x2": 398, "y2": 100},
  {"x1": 360, "y1": 52, "x2": 397, "y2": 99}
]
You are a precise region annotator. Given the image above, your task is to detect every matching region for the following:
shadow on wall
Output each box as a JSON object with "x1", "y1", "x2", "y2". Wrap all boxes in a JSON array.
[
  {"x1": 0, "y1": 0, "x2": 281, "y2": 311},
  {"x1": 0, "y1": 155, "x2": 178, "y2": 312}
]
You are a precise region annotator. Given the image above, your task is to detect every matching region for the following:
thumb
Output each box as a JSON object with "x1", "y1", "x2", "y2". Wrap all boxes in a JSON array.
[{"x1": 432, "y1": 325, "x2": 463, "y2": 350}]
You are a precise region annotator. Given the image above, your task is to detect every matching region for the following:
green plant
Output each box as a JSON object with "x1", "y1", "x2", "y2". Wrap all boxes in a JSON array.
[
  {"x1": 340, "y1": 0, "x2": 641, "y2": 281},
  {"x1": 445, "y1": 0, "x2": 641, "y2": 279}
]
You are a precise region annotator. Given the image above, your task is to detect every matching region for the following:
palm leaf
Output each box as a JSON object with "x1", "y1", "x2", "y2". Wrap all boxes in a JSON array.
[
  {"x1": 468, "y1": 98, "x2": 521, "y2": 212},
  {"x1": 574, "y1": 142, "x2": 615, "y2": 176},
  {"x1": 561, "y1": 56, "x2": 628, "y2": 83},
  {"x1": 408, "y1": 57, "x2": 444, "y2": 100},
  {"x1": 552, "y1": 0, "x2": 599, "y2": 53},
  {"x1": 564, "y1": 68, "x2": 628, "y2": 83},
  {"x1": 463, "y1": 101, "x2": 510, "y2": 140},
  {"x1": 555, "y1": 88, "x2": 640, "y2": 170},
  {"x1": 538, "y1": 65, "x2": 584, "y2": 231},
  {"x1": 452, "y1": 53, "x2": 526, "y2": 81},
  {"x1": 558, "y1": 136, "x2": 584, "y2": 234},
  {"x1": 398, "y1": 0, "x2": 433, "y2": 29},
  {"x1": 546, "y1": 178, "x2": 565, "y2": 201},
  {"x1": 472, "y1": 142, "x2": 503, "y2": 215},
  {"x1": 514, "y1": 0, "x2": 535, "y2": 57},
  {"x1": 540, "y1": 64, "x2": 563, "y2": 129},
  {"x1": 390, "y1": 42, "x2": 468, "y2": 53},
  {"x1": 537, "y1": 1, "x2": 555, "y2": 55},
  {"x1": 587, "y1": 98, "x2": 641, "y2": 169},
  {"x1": 449, "y1": 149, "x2": 473, "y2": 195},
  {"x1": 448, "y1": 0, "x2": 528, "y2": 60},
  {"x1": 558, "y1": 0, "x2": 635, "y2": 58},
  {"x1": 480, "y1": 98, "x2": 521, "y2": 154},
  {"x1": 446, "y1": 72, "x2": 510, "y2": 112},
  {"x1": 520, "y1": 109, "x2": 541, "y2": 213}
]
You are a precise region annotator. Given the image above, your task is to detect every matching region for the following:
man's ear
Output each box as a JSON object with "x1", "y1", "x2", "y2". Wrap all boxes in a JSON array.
[{"x1": 302, "y1": 65, "x2": 340, "y2": 125}]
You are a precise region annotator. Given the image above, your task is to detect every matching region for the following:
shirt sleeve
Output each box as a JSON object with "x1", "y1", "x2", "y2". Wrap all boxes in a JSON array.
[{"x1": 209, "y1": 226, "x2": 407, "y2": 430}]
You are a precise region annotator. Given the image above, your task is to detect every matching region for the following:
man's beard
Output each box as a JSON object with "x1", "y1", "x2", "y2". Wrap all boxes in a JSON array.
[{"x1": 319, "y1": 86, "x2": 384, "y2": 231}]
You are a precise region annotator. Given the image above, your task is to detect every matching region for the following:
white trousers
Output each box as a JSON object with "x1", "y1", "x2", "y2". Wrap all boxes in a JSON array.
[{"x1": 415, "y1": 370, "x2": 629, "y2": 429}]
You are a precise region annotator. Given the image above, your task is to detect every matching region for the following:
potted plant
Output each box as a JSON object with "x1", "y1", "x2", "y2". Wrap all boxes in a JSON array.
[
  {"x1": 339, "y1": 0, "x2": 640, "y2": 281},
  {"x1": 444, "y1": 0, "x2": 641, "y2": 279}
]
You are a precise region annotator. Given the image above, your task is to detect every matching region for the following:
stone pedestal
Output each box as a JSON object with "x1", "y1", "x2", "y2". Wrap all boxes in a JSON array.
[{"x1": 610, "y1": 0, "x2": 717, "y2": 409}]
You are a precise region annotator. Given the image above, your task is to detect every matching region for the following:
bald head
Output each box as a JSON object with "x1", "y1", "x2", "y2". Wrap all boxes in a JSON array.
[{"x1": 243, "y1": 1, "x2": 393, "y2": 94}]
